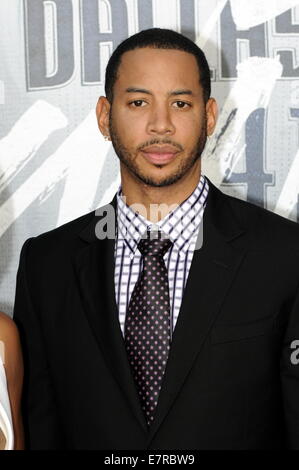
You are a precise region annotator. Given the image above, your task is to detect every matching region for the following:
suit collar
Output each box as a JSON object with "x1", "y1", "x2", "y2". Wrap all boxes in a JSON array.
[
  {"x1": 78, "y1": 176, "x2": 245, "y2": 245},
  {"x1": 116, "y1": 173, "x2": 209, "y2": 257}
]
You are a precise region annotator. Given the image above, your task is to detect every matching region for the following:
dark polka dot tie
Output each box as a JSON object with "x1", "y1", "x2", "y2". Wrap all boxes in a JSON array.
[{"x1": 124, "y1": 229, "x2": 173, "y2": 427}]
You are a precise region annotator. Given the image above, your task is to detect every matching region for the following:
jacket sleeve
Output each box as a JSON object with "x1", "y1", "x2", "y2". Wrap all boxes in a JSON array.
[
  {"x1": 280, "y1": 282, "x2": 299, "y2": 449},
  {"x1": 13, "y1": 238, "x2": 65, "y2": 449}
]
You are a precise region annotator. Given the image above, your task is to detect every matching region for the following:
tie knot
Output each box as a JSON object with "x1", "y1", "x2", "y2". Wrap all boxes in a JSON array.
[{"x1": 137, "y1": 231, "x2": 173, "y2": 258}]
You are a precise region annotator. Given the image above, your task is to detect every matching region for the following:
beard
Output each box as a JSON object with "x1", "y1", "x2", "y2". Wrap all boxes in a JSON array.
[{"x1": 108, "y1": 110, "x2": 207, "y2": 188}]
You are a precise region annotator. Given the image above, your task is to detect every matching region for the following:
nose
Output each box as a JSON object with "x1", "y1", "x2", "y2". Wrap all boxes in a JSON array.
[{"x1": 146, "y1": 103, "x2": 175, "y2": 136}]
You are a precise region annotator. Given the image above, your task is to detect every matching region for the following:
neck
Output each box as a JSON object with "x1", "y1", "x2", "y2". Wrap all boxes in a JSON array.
[{"x1": 120, "y1": 163, "x2": 202, "y2": 223}]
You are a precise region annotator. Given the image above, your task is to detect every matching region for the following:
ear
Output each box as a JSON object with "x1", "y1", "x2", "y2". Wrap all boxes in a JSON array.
[
  {"x1": 96, "y1": 96, "x2": 111, "y2": 139},
  {"x1": 205, "y1": 98, "x2": 218, "y2": 136}
]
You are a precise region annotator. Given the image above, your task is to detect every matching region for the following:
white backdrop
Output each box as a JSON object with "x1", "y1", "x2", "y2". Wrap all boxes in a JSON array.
[{"x1": 0, "y1": 0, "x2": 299, "y2": 316}]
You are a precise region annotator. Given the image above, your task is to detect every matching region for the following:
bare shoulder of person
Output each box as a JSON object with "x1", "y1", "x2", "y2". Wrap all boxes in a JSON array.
[
  {"x1": 0, "y1": 312, "x2": 21, "y2": 369},
  {"x1": 0, "y1": 311, "x2": 24, "y2": 449}
]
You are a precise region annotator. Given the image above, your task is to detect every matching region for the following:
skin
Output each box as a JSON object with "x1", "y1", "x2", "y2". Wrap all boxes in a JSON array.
[
  {"x1": 0, "y1": 312, "x2": 24, "y2": 450},
  {"x1": 96, "y1": 47, "x2": 218, "y2": 222}
]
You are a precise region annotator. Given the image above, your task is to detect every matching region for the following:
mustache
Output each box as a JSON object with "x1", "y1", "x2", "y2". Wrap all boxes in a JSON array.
[{"x1": 137, "y1": 138, "x2": 184, "y2": 152}]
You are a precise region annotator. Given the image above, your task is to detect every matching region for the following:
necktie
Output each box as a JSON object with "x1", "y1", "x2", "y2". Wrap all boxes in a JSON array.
[{"x1": 124, "y1": 229, "x2": 173, "y2": 427}]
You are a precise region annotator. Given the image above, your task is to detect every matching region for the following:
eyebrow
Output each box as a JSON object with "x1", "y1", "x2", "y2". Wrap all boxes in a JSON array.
[{"x1": 125, "y1": 87, "x2": 194, "y2": 96}]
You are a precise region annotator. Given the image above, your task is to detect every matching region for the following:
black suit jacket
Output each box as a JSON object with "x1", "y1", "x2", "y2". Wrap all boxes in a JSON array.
[{"x1": 13, "y1": 177, "x2": 299, "y2": 449}]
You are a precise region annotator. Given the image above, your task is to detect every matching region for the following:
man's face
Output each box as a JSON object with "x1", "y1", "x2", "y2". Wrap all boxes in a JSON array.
[{"x1": 99, "y1": 47, "x2": 216, "y2": 188}]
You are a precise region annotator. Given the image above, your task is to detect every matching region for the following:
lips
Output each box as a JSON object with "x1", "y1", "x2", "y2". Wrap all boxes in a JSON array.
[{"x1": 141, "y1": 145, "x2": 179, "y2": 165}]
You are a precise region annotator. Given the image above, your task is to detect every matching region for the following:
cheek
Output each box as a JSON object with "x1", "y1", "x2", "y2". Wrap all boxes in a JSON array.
[
  {"x1": 114, "y1": 114, "x2": 148, "y2": 147},
  {"x1": 174, "y1": 115, "x2": 203, "y2": 141},
  {"x1": 114, "y1": 108, "x2": 146, "y2": 133},
  {"x1": 111, "y1": 121, "x2": 141, "y2": 152}
]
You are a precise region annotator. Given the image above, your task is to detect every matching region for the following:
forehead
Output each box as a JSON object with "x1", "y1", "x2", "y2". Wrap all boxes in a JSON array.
[{"x1": 114, "y1": 47, "x2": 201, "y2": 94}]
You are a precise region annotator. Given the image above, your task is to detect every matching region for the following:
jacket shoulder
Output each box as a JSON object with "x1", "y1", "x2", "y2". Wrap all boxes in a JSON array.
[
  {"x1": 20, "y1": 207, "x2": 103, "y2": 262},
  {"x1": 32, "y1": 209, "x2": 95, "y2": 243},
  {"x1": 222, "y1": 187, "x2": 299, "y2": 246}
]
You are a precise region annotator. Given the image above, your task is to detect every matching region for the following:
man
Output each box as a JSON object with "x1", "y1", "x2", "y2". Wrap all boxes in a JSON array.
[{"x1": 14, "y1": 28, "x2": 299, "y2": 449}]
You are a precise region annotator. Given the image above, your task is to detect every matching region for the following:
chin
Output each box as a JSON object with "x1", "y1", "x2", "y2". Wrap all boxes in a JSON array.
[{"x1": 139, "y1": 173, "x2": 181, "y2": 188}]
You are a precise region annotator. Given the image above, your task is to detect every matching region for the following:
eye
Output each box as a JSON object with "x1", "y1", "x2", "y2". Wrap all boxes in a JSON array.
[
  {"x1": 173, "y1": 101, "x2": 190, "y2": 109},
  {"x1": 129, "y1": 100, "x2": 147, "y2": 107}
]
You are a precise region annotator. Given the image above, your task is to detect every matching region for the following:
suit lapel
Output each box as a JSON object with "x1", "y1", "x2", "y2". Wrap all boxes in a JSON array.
[
  {"x1": 146, "y1": 179, "x2": 250, "y2": 445},
  {"x1": 73, "y1": 196, "x2": 148, "y2": 433}
]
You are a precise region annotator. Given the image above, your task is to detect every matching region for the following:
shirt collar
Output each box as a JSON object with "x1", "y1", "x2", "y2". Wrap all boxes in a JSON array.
[{"x1": 116, "y1": 174, "x2": 209, "y2": 258}]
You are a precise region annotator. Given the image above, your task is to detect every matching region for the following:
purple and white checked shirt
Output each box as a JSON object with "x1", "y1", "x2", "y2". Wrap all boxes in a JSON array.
[{"x1": 114, "y1": 174, "x2": 209, "y2": 340}]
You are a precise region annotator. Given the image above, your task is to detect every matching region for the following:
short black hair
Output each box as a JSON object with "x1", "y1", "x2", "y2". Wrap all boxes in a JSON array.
[{"x1": 105, "y1": 28, "x2": 211, "y2": 104}]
